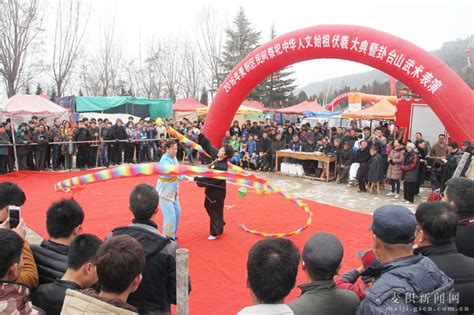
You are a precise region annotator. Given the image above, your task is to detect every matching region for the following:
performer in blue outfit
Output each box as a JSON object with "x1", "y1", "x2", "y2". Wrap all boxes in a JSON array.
[{"x1": 156, "y1": 139, "x2": 188, "y2": 240}]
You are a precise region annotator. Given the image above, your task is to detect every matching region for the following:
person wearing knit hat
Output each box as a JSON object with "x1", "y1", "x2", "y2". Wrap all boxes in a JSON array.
[
  {"x1": 288, "y1": 232, "x2": 360, "y2": 315},
  {"x1": 356, "y1": 204, "x2": 456, "y2": 314},
  {"x1": 401, "y1": 142, "x2": 420, "y2": 203}
]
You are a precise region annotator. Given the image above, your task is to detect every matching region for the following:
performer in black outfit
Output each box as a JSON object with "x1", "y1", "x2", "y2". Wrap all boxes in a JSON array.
[{"x1": 195, "y1": 132, "x2": 234, "y2": 240}]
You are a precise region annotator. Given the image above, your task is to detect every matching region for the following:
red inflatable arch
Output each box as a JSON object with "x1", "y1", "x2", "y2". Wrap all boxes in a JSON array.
[{"x1": 204, "y1": 25, "x2": 473, "y2": 146}]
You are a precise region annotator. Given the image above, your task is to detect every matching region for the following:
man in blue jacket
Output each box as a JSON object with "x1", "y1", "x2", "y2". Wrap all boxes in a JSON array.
[{"x1": 357, "y1": 205, "x2": 456, "y2": 315}]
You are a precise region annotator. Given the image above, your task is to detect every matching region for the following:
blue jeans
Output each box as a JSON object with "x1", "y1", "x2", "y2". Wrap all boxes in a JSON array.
[
  {"x1": 52, "y1": 145, "x2": 61, "y2": 169},
  {"x1": 185, "y1": 147, "x2": 194, "y2": 164},
  {"x1": 140, "y1": 145, "x2": 149, "y2": 162},
  {"x1": 98, "y1": 146, "x2": 108, "y2": 167},
  {"x1": 160, "y1": 197, "x2": 181, "y2": 239}
]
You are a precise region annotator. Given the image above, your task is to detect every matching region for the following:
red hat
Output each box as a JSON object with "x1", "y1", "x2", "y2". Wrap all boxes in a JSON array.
[{"x1": 357, "y1": 249, "x2": 376, "y2": 270}]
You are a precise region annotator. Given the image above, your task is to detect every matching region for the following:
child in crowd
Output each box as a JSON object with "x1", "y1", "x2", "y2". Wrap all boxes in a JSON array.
[
  {"x1": 247, "y1": 135, "x2": 257, "y2": 156},
  {"x1": 230, "y1": 135, "x2": 240, "y2": 153},
  {"x1": 138, "y1": 127, "x2": 148, "y2": 162},
  {"x1": 230, "y1": 151, "x2": 241, "y2": 165},
  {"x1": 157, "y1": 133, "x2": 166, "y2": 161},
  {"x1": 249, "y1": 152, "x2": 261, "y2": 170},
  {"x1": 240, "y1": 152, "x2": 249, "y2": 169},
  {"x1": 240, "y1": 136, "x2": 248, "y2": 158}
]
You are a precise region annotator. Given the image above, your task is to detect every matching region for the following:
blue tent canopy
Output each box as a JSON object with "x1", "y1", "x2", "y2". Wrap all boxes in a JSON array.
[{"x1": 303, "y1": 110, "x2": 342, "y2": 117}]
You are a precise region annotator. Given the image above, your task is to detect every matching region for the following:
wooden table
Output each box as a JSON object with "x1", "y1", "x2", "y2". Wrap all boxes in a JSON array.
[{"x1": 275, "y1": 150, "x2": 337, "y2": 182}]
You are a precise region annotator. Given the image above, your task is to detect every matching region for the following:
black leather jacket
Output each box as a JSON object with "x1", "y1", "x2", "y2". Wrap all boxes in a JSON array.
[{"x1": 32, "y1": 279, "x2": 81, "y2": 315}]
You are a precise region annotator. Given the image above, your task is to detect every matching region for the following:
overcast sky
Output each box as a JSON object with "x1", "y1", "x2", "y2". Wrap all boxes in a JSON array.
[
  {"x1": 82, "y1": 0, "x2": 472, "y2": 89},
  {"x1": 1, "y1": 0, "x2": 472, "y2": 99}
]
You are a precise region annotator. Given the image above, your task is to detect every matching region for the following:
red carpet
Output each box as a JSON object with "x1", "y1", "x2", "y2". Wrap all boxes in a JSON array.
[{"x1": 1, "y1": 171, "x2": 372, "y2": 314}]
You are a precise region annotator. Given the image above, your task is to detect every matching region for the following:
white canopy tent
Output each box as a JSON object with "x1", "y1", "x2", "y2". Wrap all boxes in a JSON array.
[
  {"x1": 0, "y1": 95, "x2": 70, "y2": 170},
  {"x1": 0, "y1": 94, "x2": 69, "y2": 125}
]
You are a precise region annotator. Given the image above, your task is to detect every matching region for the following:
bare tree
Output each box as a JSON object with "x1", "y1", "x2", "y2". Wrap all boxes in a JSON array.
[
  {"x1": 179, "y1": 40, "x2": 204, "y2": 99},
  {"x1": 124, "y1": 36, "x2": 163, "y2": 99},
  {"x1": 78, "y1": 16, "x2": 122, "y2": 96},
  {"x1": 142, "y1": 55, "x2": 163, "y2": 98},
  {"x1": 149, "y1": 41, "x2": 181, "y2": 101},
  {"x1": 196, "y1": 7, "x2": 225, "y2": 98},
  {"x1": 143, "y1": 58, "x2": 163, "y2": 98},
  {"x1": 78, "y1": 55, "x2": 102, "y2": 96},
  {"x1": 51, "y1": 0, "x2": 89, "y2": 97},
  {"x1": 0, "y1": 0, "x2": 44, "y2": 97},
  {"x1": 98, "y1": 16, "x2": 122, "y2": 96}
]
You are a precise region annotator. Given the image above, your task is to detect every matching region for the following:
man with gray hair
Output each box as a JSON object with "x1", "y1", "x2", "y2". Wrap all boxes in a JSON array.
[
  {"x1": 289, "y1": 232, "x2": 359, "y2": 315},
  {"x1": 356, "y1": 205, "x2": 456, "y2": 314}
]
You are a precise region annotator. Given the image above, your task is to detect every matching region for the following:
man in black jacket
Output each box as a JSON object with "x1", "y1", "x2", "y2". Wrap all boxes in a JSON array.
[
  {"x1": 301, "y1": 138, "x2": 317, "y2": 176},
  {"x1": 31, "y1": 199, "x2": 85, "y2": 285},
  {"x1": 257, "y1": 132, "x2": 272, "y2": 171},
  {"x1": 110, "y1": 119, "x2": 128, "y2": 165},
  {"x1": 249, "y1": 121, "x2": 260, "y2": 136},
  {"x1": 110, "y1": 183, "x2": 184, "y2": 314},
  {"x1": 270, "y1": 133, "x2": 286, "y2": 172},
  {"x1": 74, "y1": 121, "x2": 92, "y2": 170},
  {"x1": 444, "y1": 178, "x2": 474, "y2": 258},
  {"x1": 336, "y1": 142, "x2": 352, "y2": 183},
  {"x1": 352, "y1": 140, "x2": 371, "y2": 192},
  {"x1": 32, "y1": 234, "x2": 102, "y2": 315},
  {"x1": 87, "y1": 120, "x2": 100, "y2": 168},
  {"x1": 441, "y1": 141, "x2": 463, "y2": 191},
  {"x1": 414, "y1": 201, "x2": 474, "y2": 313},
  {"x1": 33, "y1": 124, "x2": 50, "y2": 170}
]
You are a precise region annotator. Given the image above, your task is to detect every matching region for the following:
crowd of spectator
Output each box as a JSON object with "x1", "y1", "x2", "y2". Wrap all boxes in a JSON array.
[
  {"x1": 1, "y1": 116, "x2": 472, "y2": 203},
  {"x1": 0, "y1": 177, "x2": 474, "y2": 314},
  {"x1": 0, "y1": 181, "x2": 183, "y2": 314},
  {"x1": 238, "y1": 178, "x2": 474, "y2": 315},
  {"x1": 0, "y1": 116, "x2": 169, "y2": 172}
]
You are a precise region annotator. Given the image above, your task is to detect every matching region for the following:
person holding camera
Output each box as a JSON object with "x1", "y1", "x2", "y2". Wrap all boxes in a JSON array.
[
  {"x1": 0, "y1": 182, "x2": 39, "y2": 289},
  {"x1": 33, "y1": 124, "x2": 50, "y2": 170}
]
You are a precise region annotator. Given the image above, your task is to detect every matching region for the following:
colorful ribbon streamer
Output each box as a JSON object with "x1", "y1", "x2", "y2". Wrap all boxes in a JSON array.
[
  {"x1": 171, "y1": 131, "x2": 314, "y2": 237},
  {"x1": 226, "y1": 162, "x2": 313, "y2": 237},
  {"x1": 55, "y1": 132, "x2": 314, "y2": 238},
  {"x1": 55, "y1": 164, "x2": 266, "y2": 192},
  {"x1": 167, "y1": 127, "x2": 211, "y2": 158}
]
